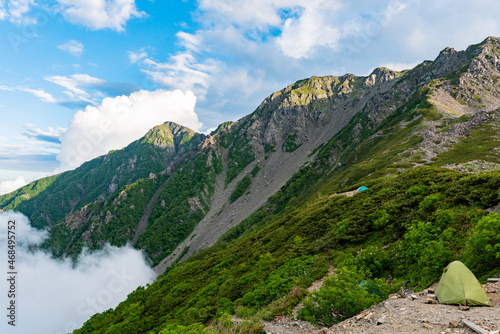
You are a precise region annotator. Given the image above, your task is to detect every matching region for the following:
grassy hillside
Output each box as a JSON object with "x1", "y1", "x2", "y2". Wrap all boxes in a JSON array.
[{"x1": 73, "y1": 166, "x2": 500, "y2": 333}]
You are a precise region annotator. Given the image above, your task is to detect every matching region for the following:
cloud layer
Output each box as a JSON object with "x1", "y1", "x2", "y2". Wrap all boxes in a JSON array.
[
  {"x1": 57, "y1": 89, "x2": 201, "y2": 171},
  {"x1": 0, "y1": 211, "x2": 156, "y2": 334}
]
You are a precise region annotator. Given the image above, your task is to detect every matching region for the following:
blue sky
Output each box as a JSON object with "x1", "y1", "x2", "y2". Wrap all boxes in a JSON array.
[{"x1": 1, "y1": 0, "x2": 500, "y2": 193}]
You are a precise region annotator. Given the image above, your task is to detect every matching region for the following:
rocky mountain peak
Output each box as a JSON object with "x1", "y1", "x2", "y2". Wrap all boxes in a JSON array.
[
  {"x1": 141, "y1": 121, "x2": 203, "y2": 152},
  {"x1": 430, "y1": 46, "x2": 468, "y2": 79},
  {"x1": 364, "y1": 67, "x2": 400, "y2": 87}
]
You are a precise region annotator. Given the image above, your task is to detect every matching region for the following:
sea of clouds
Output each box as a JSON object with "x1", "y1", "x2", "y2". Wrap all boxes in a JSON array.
[{"x1": 0, "y1": 211, "x2": 156, "y2": 334}]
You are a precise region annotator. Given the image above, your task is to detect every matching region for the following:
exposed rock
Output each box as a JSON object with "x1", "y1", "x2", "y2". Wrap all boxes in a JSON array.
[
  {"x1": 188, "y1": 197, "x2": 204, "y2": 213},
  {"x1": 363, "y1": 67, "x2": 400, "y2": 87},
  {"x1": 104, "y1": 211, "x2": 115, "y2": 224},
  {"x1": 423, "y1": 298, "x2": 438, "y2": 304},
  {"x1": 113, "y1": 190, "x2": 127, "y2": 205},
  {"x1": 108, "y1": 182, "x2": 118, "y2": 193}
]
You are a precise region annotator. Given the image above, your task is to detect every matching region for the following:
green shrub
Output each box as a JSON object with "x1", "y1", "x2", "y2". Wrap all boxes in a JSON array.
[
  {"x1": 463, "y1": 212, "x2": 500, "y2": 276},
  {"x1": 419, "y1": 193, "x2": 443, "y2": 212},
  {"x1": 243, "y1": 255, "x2": 326, "y2": 308},
  {"x1": 230, "y1": 176, "x2": 252, "y2": 203},
  {"x1": 298, "y1": 266, "x2": 394, "y2": 327},
  {"x1": 400, "y1": 221, "x2": 453, "y2": 287},
  {"x1": 407, "y1": 184, "x2": 427, "y2": 196}
]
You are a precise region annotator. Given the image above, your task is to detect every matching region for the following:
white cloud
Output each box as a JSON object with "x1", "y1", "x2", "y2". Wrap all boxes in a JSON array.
[
  {"x1": 0, "y1": 144, "x2": 57, "y2": 158},
  {"x1": 277, "y1": 1, "x2": 343, "y2": 59},
  {"x1": 58, "y1": 40, "x2": 84, "y2": 56},
  {"x1": 57, "y1": 89, "x2": 201, "y2": 171},
  {"x1": 56, "y1": 0, "x2": 145, "y2": 31},
  {"x1": 0, "y1": 1, "x2": 7, "y2": 20},
  {"x1": 0, "y1": 211, "x2": 156, "y2": 334},
  {"x1": 177, "y1": 31, "x2": 202, "y2": 52},
  {"x1": 44, "y1": 73, "x2": 138, "y2": 107},
  {"x1": 0, "y1": 175, "x2": 27, "y2": 195},
  {"x1": 44, "y1": 73, "x2": 112, "y2": 107},
  {"x1": 0, "y1": 143, "x2": 58, "y2": 171},
  {"x1": 23, "y1": 125, "x2": 65, "y2": 144},
  {"x1": 0, "y1": 0, "x2": 144, "y2": 30},
  {"x1": 198, "y1": 0, "x2": 289, "y2": 29},
  {"x1": 128, "y1": 48, "x2": 148, "y2": 64},
  {"x1": 21, "y1": 87, "x2": 58, "y2": 103},
  {"x1": 196, "y1": 0, "x2": 343, "y2": 59},
  {"x1": 142, "y1": 54, "x2": 217, "y2": 99},
  {"x1": 6, "y1": 0, "x2": 35, "y2": 25},
  {"x1": 0, "y1": 85, "x2": 58, "y2": 104},
  {"x1": 46, "y1": 74, "x2": 105, "y2": 98}
]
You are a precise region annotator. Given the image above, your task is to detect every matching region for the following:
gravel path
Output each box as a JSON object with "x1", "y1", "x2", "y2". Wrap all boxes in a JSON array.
[{"x1": 259, "y1": 281, "x2": 500, "y2": 334}]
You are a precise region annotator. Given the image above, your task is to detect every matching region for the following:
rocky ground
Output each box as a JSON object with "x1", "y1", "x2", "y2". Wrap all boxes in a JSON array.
[{"x1": 260, "y1": 280, "x2": 500, "y2": 334}]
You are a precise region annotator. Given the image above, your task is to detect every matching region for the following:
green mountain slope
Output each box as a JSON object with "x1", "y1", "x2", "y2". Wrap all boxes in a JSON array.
[
  {"x1": 1, "y1": 58, "x2": 404, "y2": 266},
  {"x1": 0, "y1": 122, "x2": 204, "y2": 229},
  {"x1": 221, "y1": 37, "x2": 500, "y2": 245},
  {"x1": 72, "y1": 36, "x2": 500, "y2": 333}
]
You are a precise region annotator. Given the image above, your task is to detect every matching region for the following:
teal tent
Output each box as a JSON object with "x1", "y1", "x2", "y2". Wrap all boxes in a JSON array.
[{"x1": 357, "y1": 186, "x2": 368, "y2": 192}]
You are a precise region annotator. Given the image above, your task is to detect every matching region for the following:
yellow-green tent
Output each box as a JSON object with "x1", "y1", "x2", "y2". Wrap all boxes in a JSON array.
[{"x1": 435, "y1": 261, "x2": 492, "y2": 306}]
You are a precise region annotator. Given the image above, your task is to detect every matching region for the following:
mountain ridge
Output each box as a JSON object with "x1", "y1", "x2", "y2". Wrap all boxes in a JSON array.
[{"x1": 3, "y1": 36, "x2": 500, "y2": 269}]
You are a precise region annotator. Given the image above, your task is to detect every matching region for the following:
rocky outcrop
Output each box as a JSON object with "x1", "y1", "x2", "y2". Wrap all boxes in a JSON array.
[{"x1": 142, "y1": 121, "x2": 205, "y2": 154}]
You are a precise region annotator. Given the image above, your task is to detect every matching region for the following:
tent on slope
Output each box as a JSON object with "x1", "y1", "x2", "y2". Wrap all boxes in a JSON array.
[
  {"x1": 435, "y1": 261, "x2": 492, "y2": 306},
  {"x1": 357, "y1": 186, "x2": 368, "y2": 192}
]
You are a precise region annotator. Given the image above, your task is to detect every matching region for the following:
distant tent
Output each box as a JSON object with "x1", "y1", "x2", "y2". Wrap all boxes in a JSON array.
[
  {"x1": 435, "y1": 261, "x2": 492, "y2": 306},
  {"x1": 357, "y1": 186, "x2": 368, "y2": 192}
]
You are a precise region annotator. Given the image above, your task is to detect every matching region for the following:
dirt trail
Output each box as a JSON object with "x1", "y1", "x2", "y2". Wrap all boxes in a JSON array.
[
  {"x1": 258, "y1": 267, "x2": 336, "y2": 334},
  {"x1": 131, "y1": 175, "x2": 172, "y2": 245},
  {"x1": 329, "y1": 190, "x2": 358, "y2": 198}
]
